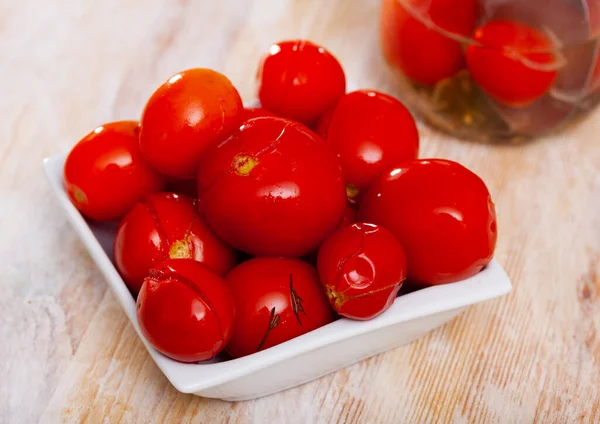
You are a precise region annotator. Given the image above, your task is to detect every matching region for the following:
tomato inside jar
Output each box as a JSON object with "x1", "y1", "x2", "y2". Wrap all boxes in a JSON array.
[{"x1": 380, "y1": 0, "x2": 600, "y2": 142}]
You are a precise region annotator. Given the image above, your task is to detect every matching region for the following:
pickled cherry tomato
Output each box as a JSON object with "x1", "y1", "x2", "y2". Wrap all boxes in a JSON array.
[
  {"x1": 225, "y1": 258, "x2": 334, "y2": 358},
  {"x1": 317, "y1": 223, "x2": 407, "y2": 320},
  {"x1": 140, "y1": 68, "x2": 243, "y2": 178},
  {"x1": 197, "y1": 117, "x2": 346, "y2": 257},
  {"x1": 257, "y1": 40, "x2": 346, "y2": 126},
  {"x1": 321, "y1": 90, "x2": 419, "y2": 203},
  {"x1": 114, "y1": 193, "x2": 236, "y2": 295},
  {"x1": 63, "y1": 121, "x2": 166, "y2": 222},
  {"x1": 466, "y1": 20, "x2": 559, "y2": 107},
  {"x1": 137, "y1": 259, "x2": 235, "y2": 363},
  {"x1": 380, "y1": 0, "x2": 478, "y2": 86},
  {"x1": 359, "y1": 159, "x2": 497, "y2": 286}
]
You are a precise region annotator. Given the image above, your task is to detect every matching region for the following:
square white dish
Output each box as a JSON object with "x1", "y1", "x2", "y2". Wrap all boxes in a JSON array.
[{"x1": 43, "y1": 153, "x2": 512, "y2": 402}]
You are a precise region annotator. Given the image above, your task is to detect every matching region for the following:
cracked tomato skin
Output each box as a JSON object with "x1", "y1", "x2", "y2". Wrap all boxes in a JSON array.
[
  {"x1": 139, "y1": 68, "x2": 243, "y2": 178},
  {"x1": 317, "y1": 223, "x2": 407, "y2": 320},
  {"x1": 225, "y1": 258, "x2": 334, "y2": 358},
  {"x1": 197, "y1": 116, "x2": 347, "y2": 257},
  {"x1": 359, "y1": 159, "x2": 497, "y2": 286},
  {"x1": 322, "y1": 90, "x2": 419, "y2": 203},
  {"x1": 137, "y1": 259, "x2": 235, "y2": 363},
  {"x1": 63, "y1": 121, "x2": 166, "y2": 222},
  {"x1": 114, "y1": 192, "x2": 236, "y2": 295},
  {"x1": 466, "y1": 20, "x2": 558, "y2": 107},
  {"x1": 257, "y1": 40, "x2": 346, "y2": 126}
]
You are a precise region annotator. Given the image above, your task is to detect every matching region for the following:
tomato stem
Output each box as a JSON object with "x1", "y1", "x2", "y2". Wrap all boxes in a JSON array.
[
  {"x1": 257, "y1": 307, "x2": 280, "y2": 352},
  {"x1": 289, "y1": 274, "x2": 306, "y2": 325}
]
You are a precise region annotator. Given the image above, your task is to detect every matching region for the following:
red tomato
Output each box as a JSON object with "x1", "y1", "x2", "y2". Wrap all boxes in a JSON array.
[
  {"x1": 466, "y1": 20, "x2": 558, "y2": 107},
  {"x1": 239, "y1": 107, "x2": 277, "y2": 123},
  {"x1": 257, "y1": 40, "x2": 346, "y2": 126},
  {"x1": 197, "y1": 117, "x2": 346, "y2": 257},
  {"x1": 139, "y1": 68, "x2": 243, "y2": 178},
  {"x1": 380, "y1": 0, "x2": 478, "y2": 86},
  {"x1": 359, "y1": 159, "x2": 497, "y2": 286},
  {"x1": 225, "y1": 257, "x2": 334, "y2": 358},
  {"x1": 317, "y1": 223, "x2": 407, "y2": 320},
  {"x1": 322, "y1": 90, "x2": 419, "y2": 203},
  {"x1": 63, "y1": 121, "x2": 165, "y2": 221},
  {"x1": 137, "y1": 259, "x2": 235, "y2": 363},
  {"x1": 114, "y1": 192, "x2": 236, "y2": 295}
]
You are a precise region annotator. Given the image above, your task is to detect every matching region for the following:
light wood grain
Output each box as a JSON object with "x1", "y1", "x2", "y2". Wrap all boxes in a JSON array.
[{"x1": 1, "y1": 0, "x2": 600, "y2": 422}]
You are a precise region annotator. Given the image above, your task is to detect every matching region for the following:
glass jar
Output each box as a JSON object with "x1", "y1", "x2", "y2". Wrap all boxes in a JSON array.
[{"x1": 380, "y1": 0, "x2": 600, "y2": 142}]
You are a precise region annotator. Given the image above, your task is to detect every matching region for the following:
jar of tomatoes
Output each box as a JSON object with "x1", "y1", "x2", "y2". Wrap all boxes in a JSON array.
[{"x1": 380, "y1": 0, "x2": 600, "y2": 142}]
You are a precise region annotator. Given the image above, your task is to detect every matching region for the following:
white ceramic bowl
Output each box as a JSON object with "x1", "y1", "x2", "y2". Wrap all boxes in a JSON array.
[{"x1": 43, "y1": 153, "x2": 511, "y2": 401}]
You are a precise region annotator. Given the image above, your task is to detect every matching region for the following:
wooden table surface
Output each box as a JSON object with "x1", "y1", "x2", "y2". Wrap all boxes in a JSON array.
[{"x1": 1, "y1": 0, "x2": 600, "y2": 422}]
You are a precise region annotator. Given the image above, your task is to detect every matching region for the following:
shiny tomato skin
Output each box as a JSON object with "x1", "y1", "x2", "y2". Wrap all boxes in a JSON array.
[
  {"x1": 137, "y1": 259, "x2": 235, "y2": 363},
  {"x1": 63, "y1": 121, "x2": 165, "y2": 222},
  {"x1": 380, "y1": 0, "x2": 479, "y2": 86},
  {"x1": 139, "y1": 68, "x2": 243, "y2": 178},
  {"x1": 466, "y1": 20, "x2": 558, "y2": 107},
  {"x1": 317, "y1": 223, "x2": 407, "y2": 320},
  {"x1": 225, "y1": 257, "x2": 334, "y2": 358},
  {"x1": 257, "y1": 40, "x2": 346, "y2": 126},
  {"x1": 359, "y1": 159, "x2": 497, "y2": 286},
  {"x1": 114, "y1": 192, "x2": 236, "y2": 295},
  {"x1": 197, "y1": 117, "x2": 347, "y2": 257},
  {"x1": 323, "y1": 90, "x2": 419, "y2": 203}
]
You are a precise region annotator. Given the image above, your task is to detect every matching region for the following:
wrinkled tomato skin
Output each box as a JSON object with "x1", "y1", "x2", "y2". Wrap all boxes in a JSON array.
[
  {"x1": 380, "y1": 0, "x2": 479, "y2": 86},
  {"x1": 139, "y1": 68, "x2": 243, "y2": 178},
  {"x1": 225, "y1": 258, "x2": 334, "y2": 358},
  {"x1": 114, "y1": 192, "x2": 236, "y2": 295},
  {"x1": 137, "y1": 259, "x2": 235, "y2": 363},
  {"x1": 322, "y1": 90, "x2": 419, "y2": 203},
  {"x1": 317, "y1": 223, "x2": 407, "y2": 320},
  {"x1": 197, "y1": 117, "x2": 346, "y2": 257},
  {"x1": 257, "y1": 40, "x2": 346, "y2": 126},
  {"x1": 63, "y1": 121, "x2": 165, "y2": 222},
  {"x1": 466, "y1": 20, "x2": 558, "y2": 107},
  {"x1": 359, "y1": 159, "x2": 497, "y2": 286}
]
